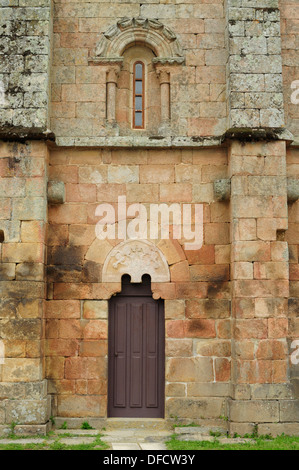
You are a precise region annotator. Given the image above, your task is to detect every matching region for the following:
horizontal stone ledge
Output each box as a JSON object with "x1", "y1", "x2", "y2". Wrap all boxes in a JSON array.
[
  {"x1": 0, "y1": 127, "x2": 55, "y2": 143},
  {"x1": 223, "y1": 127, "x2": 294, "y2": 143},
  {"x1": 1, "y1": 127, "x2": 293, "y2": 149},
  {"x1": 54, "y1": 128, "x2": 294, "y2": 149},
  {"x1": 55, "y1": 135, "x2": 224, "y2": 149}
]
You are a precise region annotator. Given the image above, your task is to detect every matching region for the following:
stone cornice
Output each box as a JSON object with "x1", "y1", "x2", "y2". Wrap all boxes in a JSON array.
[{"x1": 0, "y1": 127, "x2": 55, "y2": 143}]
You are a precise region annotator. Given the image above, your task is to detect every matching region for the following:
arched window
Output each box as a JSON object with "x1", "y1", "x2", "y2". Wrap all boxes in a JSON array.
[{"x1": 133, "y1": 61, "x2": 145, "y2": 129}]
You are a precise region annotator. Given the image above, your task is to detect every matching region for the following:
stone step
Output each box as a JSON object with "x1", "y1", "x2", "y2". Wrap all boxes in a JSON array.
[
  {"x1": 105, "y1": 418, "x2": 172, "y2": 432},
  {"x1": 174, "y1": 425, "x2": 227, "y2": 436},
  {"x1": 101, "y1": 429, "x2": 172, "y2": 443}
]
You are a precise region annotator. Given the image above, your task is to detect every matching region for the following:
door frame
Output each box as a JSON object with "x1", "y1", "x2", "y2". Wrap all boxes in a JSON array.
[{"x1": 107, "y1": 275, "x2": 165, "y2": 418}]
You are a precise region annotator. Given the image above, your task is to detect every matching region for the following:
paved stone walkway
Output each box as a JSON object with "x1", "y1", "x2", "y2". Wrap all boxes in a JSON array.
[
  {"x1": 0, "y1": 426, "x2": 256, "y2": 449},
  {"x1": 0, "y1": 428, "x2": 170, "y2": 450}
]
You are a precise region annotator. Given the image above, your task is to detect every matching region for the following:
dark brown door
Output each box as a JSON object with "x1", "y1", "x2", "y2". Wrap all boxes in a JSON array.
[{"x1": 108, "y1": 275, "x2": 165, "y2": 418}]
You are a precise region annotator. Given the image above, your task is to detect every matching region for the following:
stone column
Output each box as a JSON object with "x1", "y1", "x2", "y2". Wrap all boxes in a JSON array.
[
  {"x1": 226, "y1": 0, "x2": 299, "y2": 436},
  {"x1": 225, "y1": 0, "x2": 285, "y2": 130},
  {"x1": 106, "y1": 67, "x2": 119, "y2": 124},
  {"x1": 159, "y1": 70, "x2": 171, "y2": 124},
  {"x1": 155, "y1": 67, "x2": 171, "y2": 135},
  {"x1": 0, "y1": 0, "x2": 52, "y2": 435},
  {"x1": 0, "y1": 140, "x2": 51, "y2": 435}
]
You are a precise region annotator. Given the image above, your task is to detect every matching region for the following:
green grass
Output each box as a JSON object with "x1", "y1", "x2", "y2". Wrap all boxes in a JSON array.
[
  {"x1": 49, "y1": 434, "x2": 109, "y2": 451},
  {"x1": 81, "y1": 421, "x2": 94, "y2": 430},
  {"x1": 0, "y1": 432, "x2": 109, "y2": 451},
  {"x1": 166, "y1": 434, "x2": 299, "y2": 451}
]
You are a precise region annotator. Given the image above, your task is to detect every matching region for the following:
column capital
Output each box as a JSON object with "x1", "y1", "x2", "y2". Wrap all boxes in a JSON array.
[{"x1": 106, "y1": 65, "x2": 121, "y2": 84}]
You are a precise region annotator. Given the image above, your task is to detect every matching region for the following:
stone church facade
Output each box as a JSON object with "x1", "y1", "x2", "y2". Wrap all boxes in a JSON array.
[{"x1": 0, "y1": 0, "x2": 299, "y2": 436}]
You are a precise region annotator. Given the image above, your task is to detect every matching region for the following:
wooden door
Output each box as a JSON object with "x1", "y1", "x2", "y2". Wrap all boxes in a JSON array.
[{"x1": 108, "y1": 276, "x2": 165, "y2": 418}]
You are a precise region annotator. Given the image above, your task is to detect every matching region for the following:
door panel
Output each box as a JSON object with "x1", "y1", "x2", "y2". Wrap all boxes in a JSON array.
[
  {"x1": 129, "y1": 303, "x2": 143, "y2": 408},
  {"x1": 108, "y1": 291, "x2": 165, "y2": 418},
  {"x1": 114, "y1": 303, "x2": 126, "y2": 408}
]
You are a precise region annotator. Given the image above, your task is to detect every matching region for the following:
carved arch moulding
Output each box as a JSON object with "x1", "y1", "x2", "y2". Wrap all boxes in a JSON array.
[{"x1": 89, "y1": 17, "x2": 185, "y2": 66}]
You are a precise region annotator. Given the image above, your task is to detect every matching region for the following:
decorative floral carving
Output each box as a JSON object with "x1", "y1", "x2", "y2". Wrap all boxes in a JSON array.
[
  {"x1": 112, "y1": 245, "x2": 161, "y2": 271},
  {"x1": 102, "y1": 240, "x2": 170, "y2": 283}
]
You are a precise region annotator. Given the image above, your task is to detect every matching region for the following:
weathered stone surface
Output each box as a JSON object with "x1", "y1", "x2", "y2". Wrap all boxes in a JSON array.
[
  {"x1": 166, "y1": 397, "x2": 226, "y2": 419},
  {"x1": 258, "y1": 423, "x2": 299, "y2": 437},
  {"x1": 48, "y1": 181, "x2": 65, "y2": 204},
  {"x1": 0, "y1": 0, "x2": 298, "y2": 432},
  {"x1": 5, "y1": 397, "x2": 51, "y2": 424},
  {"x1": 229, "y1": 400, "x2": 280, "y2": 423},
  {"x1": 280, "y1": 401, "x2": 299, "y2": 422},
  {"x1": 166, "y1": 357, "x2": 214, "y2": 383}
]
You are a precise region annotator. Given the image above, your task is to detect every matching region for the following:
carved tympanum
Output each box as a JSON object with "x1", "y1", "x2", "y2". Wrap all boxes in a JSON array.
[{"x1": 102, "y1": 239, "x2": 170, "y2": 283}]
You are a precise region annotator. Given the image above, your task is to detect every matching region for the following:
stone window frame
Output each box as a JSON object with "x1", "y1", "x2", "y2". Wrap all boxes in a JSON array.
[
  {"x1": 133, "y1": 60, "x2": 145, "y2": 130},
  {"x1": 88, "y1": 17, "x2": 185, "y2": 133}
]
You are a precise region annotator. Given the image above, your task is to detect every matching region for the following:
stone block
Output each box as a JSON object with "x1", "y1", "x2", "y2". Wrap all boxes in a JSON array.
[
  {"x1": 165, "y1": 339, "x2": 193, "y2": 358},
  {"x1": 5, "y1": 397, "x2": 51, "y2": 425},
  {"x1": 12, "y1": 197, "x2": 47, "y2": 221},
  {"x1": 280, "y1": 400, "x2": 299, "y2": 422},
  {"x1": 21, "y1": 221, "x2": 45, "y2": 243},
  {"x1": 166, "y1": 397, "x2": 226, "y2": 420},
  {"x1": 57, "y1": 395, "x2": 106, "y2": 418},
  {"x1": 233, "y1": 241, "x2": 271, "y2": 262},
  {"x1": 196, "y1": 340, "x2": 231, "y2": 357},
  {"x1": 166, "y1": 320, "x2": 186, "y2": 339},
  {"x1": 46, "y1": 300, "x2": 80, "y2": 319},
  {"x1": 229, "y1": 422, "x2": 255, "y2": 437},
  {"x1": 79, "y1": 340, "x2": 107, "y2": 358},
  {"x1": 83, "y1": 300, "x2": 108, "y2": 319},
  {"x1": 2, "y1": 243, "x2": 44, "y2": 264},
  {"x1": 185, "y1": 319, "x2": 216, "y2": 338},
  {"x1": 187, "y1": 383, "x2": 231, "y2": 398},
  {"x1": 0, "y1": 263, "x2": 16, "y2": 281},
  {"x1": 232, "y1": 262, "x2": 253, "y2": 280},
  {"x1": 45, "y1": 339, "x2": 78, "y2": 357},
  {"x1": 234, "y1": 320, "x2": 268, "y2": 339},
  {"x1": 186, "y1": 245, "x2": 215, "y2": 265},
  {"x1": 157, "y1": 239, "x2": 186, "y2": 265},
  {"x1": 2, "y1": 358, "x2": 42, "y2": 382},
  {"x1": 166, "y1": 383, "x2": 186, "y2": 398},
  {"x1": 170, "y1": 261, "x2": 190, "y2": 282},
  {"x1": 166, "y1": 357, "x2": 214, "y2": 383},
  {"x1": 215, "y1": 358, "x2": 231, "y2": 382},
  {"x1": 14, "y1": 423, "x2": 50, "y2": 436},
  {"x1": 214, "y1": 179, "x2": 231, "y2": 202},
  {"x1": 190, "y1": 265, "x2": 229, "y2": 282},
  {"x1": 48, "y1": 181, "x2": 65, "y2": 204},
  {"x1": 59, "y1": 319, "x2": 82, "y2": 339},
  {"x1": 229, "y1": 400, "x2": 279, "y2": 423},
  {"x1": 160, "y1": 184, "x2": 192, "y2": 203},
  {"x1": 45, "y1": 357, "x2": 65, "y2": 379},
  {"x1": 165, "y1": 300, "x2": 185, "y2": 320},
  {"x1": 186, "y1": 299, "x2": 230, "y2": 319},
  {"x1": 82, "y1": 320, "x2": 107, "y2": 340},
  {"x1": 258, "y1": 423, "x2": 299, "y2": 437},
  {"x1": 64, "y1": 356, "x2": 106, "y2": 381},
  {"x1": 251, "y1": 384, "x2": 294, "y2": 400},
  {"x1": 16, "y1": 263, "x2": 44, "y2": 281},
  {"x1": 233, "y1": 384, "x2": 251, "y2": 400},
  {"x1": 108, "y1": 165, "x2": 139, "y2": 184}
]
